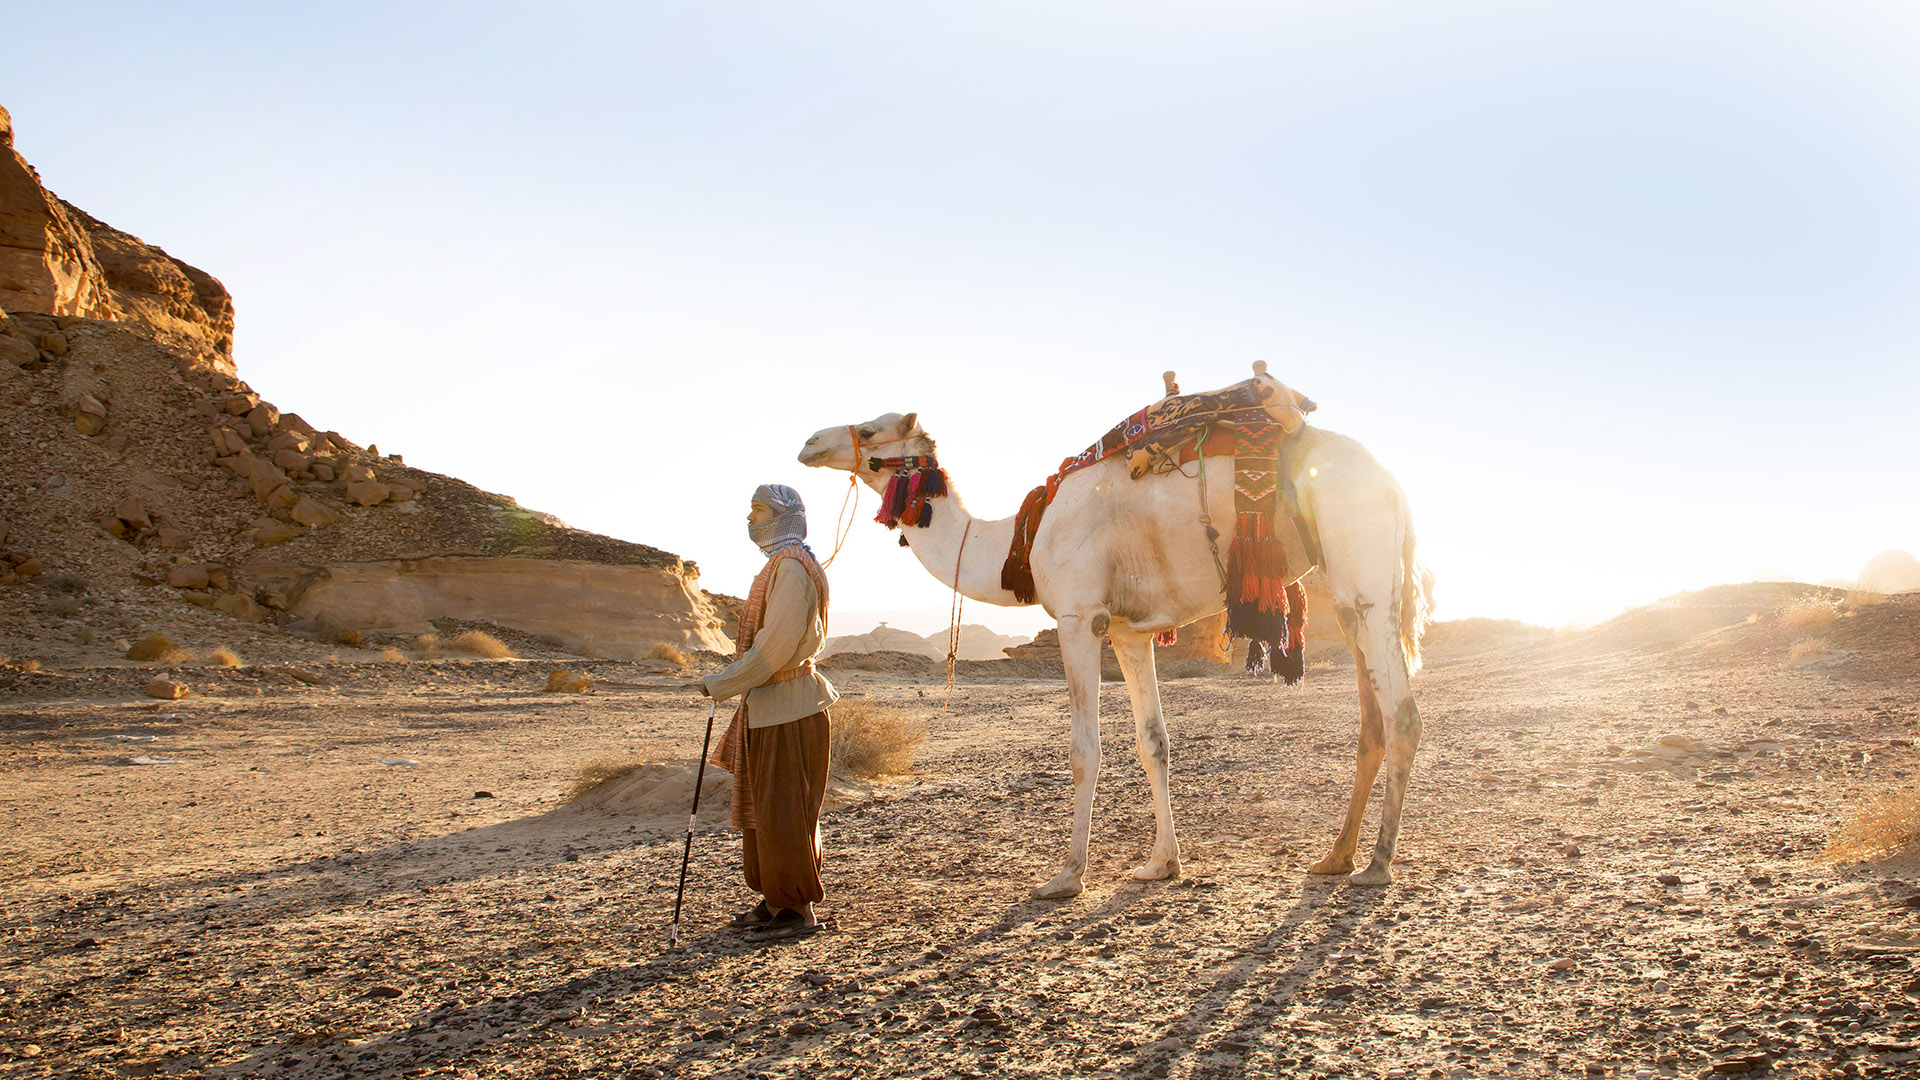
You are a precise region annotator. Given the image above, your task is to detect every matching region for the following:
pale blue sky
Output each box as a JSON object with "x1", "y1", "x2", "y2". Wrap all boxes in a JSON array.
[{"x1": 8, "y1": 2, "x2": 1917, "y2": 636}]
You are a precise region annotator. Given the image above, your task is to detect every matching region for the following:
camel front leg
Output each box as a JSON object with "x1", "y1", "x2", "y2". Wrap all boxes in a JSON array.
[
  {"x1": 1110, "y1": 631, "x2": 1180, "y2": 881},
  {"x1": 1033, "y1": 612, "x2": 1104, "y2": 900}
]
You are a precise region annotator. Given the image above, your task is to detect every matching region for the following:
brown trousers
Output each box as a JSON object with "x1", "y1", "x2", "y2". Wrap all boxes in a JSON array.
[{"x1": 741, "y1": 710, "x2": 829, "y2": 912}]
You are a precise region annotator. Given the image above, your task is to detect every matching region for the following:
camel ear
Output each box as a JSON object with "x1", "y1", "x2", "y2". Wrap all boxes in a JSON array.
[
  {"x1": 901, "y1": 411, "x2": 918, "y2": 433},
  {"x1": 1252, "y1": 360, "x2": 1269, "y2": 376}
]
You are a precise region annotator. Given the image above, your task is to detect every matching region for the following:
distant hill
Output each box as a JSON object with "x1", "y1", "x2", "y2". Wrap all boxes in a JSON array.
[{"x1": 825, "y1": 623, "x2": 1029, "y2": 662}]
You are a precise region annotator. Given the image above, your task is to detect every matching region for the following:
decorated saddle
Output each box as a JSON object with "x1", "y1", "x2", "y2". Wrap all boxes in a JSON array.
[{"x1": 1000, "y1": 368, "x2": 1314, "y2": 682}]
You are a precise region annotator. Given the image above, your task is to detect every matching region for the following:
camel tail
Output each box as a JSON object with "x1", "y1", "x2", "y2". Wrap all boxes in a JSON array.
[{"x1": 1398, "y1": 493, "x2": 1434, "y2": 677}]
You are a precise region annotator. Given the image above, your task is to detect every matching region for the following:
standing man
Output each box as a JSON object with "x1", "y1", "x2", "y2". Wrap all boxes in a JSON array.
[{"x1": 694, "y1": 484, "x2": 836, "y2": 942}]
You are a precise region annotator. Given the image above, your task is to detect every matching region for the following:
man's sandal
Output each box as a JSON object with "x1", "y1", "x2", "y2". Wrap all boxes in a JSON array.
[
  {"x1": 727, "y1": 901, "x2": 773, "y2": 929},
  {"x1": 743, "y1": 909, "x2": 822, "y2": 943}
]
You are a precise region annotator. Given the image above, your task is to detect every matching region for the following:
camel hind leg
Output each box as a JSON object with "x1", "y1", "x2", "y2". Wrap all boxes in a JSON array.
[
  {"x1": 1110, "y1": 631, "x2": 1180, "y2": 881},
  {"x1": 1317, "y1": 595, "x2": 1421, "y2": 887},
  {"x1": 1309, "y1": 632, "x2": 1386, "y2": 876},
  {"x1": 1303, "y1": 460, "x2": 1426, "y2": 886}
]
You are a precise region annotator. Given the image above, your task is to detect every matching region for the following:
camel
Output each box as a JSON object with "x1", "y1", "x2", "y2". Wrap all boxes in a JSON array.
[{"x1": 798, "y1": 365, "x2": 1431, "y2": 898}]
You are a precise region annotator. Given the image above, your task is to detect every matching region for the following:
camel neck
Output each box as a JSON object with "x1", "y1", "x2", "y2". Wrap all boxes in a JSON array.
[{"x1": 857, "y1": 466, "x2": 1026, "y2": 607}]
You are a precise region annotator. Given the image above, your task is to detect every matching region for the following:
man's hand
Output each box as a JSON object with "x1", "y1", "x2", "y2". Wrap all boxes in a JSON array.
[{"x1": 689, "y1": 679, "x2": 710, "y2": 698}]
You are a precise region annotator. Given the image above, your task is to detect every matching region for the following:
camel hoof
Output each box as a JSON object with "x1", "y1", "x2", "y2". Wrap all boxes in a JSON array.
[
  {"x1": 1350, "y1": 862, "x2": 1393, "y2": 887},
  {"x1": 1130, "y1": 858, "x2": 1180, "y2": 882},
  {"x1": 1308, "y1": 855, "x2": 1355, "y2": 876},
  {"x1": 1032, "y1": 872, "x2": 1084, "y2": 900}
]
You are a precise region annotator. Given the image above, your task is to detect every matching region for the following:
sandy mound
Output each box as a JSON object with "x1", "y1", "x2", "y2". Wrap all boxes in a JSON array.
[
  {"x1": 569, "y1": 759, "x2": 874, "y2": 828},
  {"x1": 570, "y1": 761, "x2": 736, "y2": 825}
]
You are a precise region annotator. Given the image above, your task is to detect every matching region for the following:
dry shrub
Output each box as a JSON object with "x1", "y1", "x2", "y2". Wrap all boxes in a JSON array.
[
  {"x1": 202, "y1": 646, "x2": 244, "y2": 667},
  {"x1": 1845, "y1": 589, "x2": 1889, "y2": 610},
  {"x1": 379, "y1": 647, "x2": 406, "y2": 663},
  {"x1": 334, "y1": 626, "x2": 365, "y2": 647},
  {"x1": 453, "y1": 630, "x2": 512, "y2": 659},
  {"x1": 647, "y1": 641, "x2": 689, "y2": 665},
  {"x1": 829, "y1": 698, "x2": 926, "y2": 779},
  {"x1": 414, "y1": 633, "x2": 442, "y2": 659},
  {"x1": 1779, "y1": 595, "x2": 1841, "y2": 633},
  {"x1": 1787, "y1": 638, "x2": 1833, "y2": 665},
  {"x1": 568, "y1": 754, "x2": 637, "y2": 800},
  {"x1": 126, "y1": 634, "x2": 188, "y2": 663},
  {"x1": 1827, "y1": 788, "x2": 1920, "y2": 861},
  {"x1": 19, "y1": 659, "x2": 39, "y2": 674},
  {"x1": 547, "y1": 668, "x2": 593, "y2": 693}
]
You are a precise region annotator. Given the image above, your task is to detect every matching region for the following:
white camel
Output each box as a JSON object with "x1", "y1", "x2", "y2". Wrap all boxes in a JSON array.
[{"x1": 798, "y1": 365, "x2": 1431, "y2": 898}]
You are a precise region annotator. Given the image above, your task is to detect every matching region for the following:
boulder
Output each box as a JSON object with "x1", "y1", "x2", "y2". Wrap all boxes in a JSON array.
[
  {"x1": 213, "y1": 593, "x2": 267, "y2": 622},
  {"x1": 74, "y1": 394, "x2": 108, "y2": 435},
  {"x1": 341, "y1": 463, "x2": 376, "y2": 484},
  {"x1": 144, "y1": 680, "x2": 190, "y2": 700},
  {"x1": 114, "y1": 493, "x2": 151, "y2": 531},
  {"x1": 246, "y1": 403, "x2": 277, "y2": 438},
  {"x1": 165, "y1": 564, "x2": 210, "y2": 589},
  {"x1": 1, "y1": 329, "x2": 37, "y2": 367},
  {"x1": 126, "y1": 633, "x2": 182, "y2": 661},
  {"x1": 155, "y1": 526, "x2": 189, "y2": 551},
  {"x1": 289, "y1": 496, "x2": 337, "y2": 528},
  {"x1": 271, "y1": 449, "x2": 310, "y2": 474},
  {"x1": 267, "y1": 430, "x2": 310, "y2": 453},
  {"x1": 221, "y1": 394, "x2": 254, "y2": 416},
  {"x1": 105, "y1": 432, "x2": 131, "y2": 453},
  {"x1": 265, "y1": 484, "x2": 298, "y2": 512},
  {"x1": 310, "y1": 461, "x2": 336, "y2": 483},
  {"x1": 387, "y1": 483, "x2": 416, "y2": 502},
  {"x1": 181, "y1": 590, "x2": 214, "y2": 607},
  {"x1": 209, "y1": 426, "x2": 248, "y2": 456},
  {"x1": 346, "y1": 480, "x2": 390, "y2": 507},
  {"x1": 14, "y1": 558, "x2": 41, "y2": 577},
  {"x1": 99, "y1": 514, "x2": 129, "y2": 539}
]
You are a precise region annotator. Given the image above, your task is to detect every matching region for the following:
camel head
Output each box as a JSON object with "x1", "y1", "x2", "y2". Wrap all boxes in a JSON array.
[{"x1": 798, "y1": 412, "x2": 934, "y2": 476}]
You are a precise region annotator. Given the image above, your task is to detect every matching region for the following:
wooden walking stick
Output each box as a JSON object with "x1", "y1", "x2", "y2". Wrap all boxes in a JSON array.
[{"x1": 668, "y1": 698, "x2": 719, "y2": 947}]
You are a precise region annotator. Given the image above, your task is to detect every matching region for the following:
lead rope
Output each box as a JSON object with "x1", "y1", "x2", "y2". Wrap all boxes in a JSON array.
[
  {"x1": 821, "y1": 426, "x2": 865, "y2": 569},
  {"x1": 1195, "y1": 427, "x2": 1229, "y2": 591},
  {"x1": 943, "y1": 519, "x2": 972, "y2": 706}
]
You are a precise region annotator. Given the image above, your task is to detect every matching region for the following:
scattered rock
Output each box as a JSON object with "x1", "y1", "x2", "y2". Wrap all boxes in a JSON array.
[
  {"x1": 289, "y1": 496, "x2": 337, "y2": 528},
  {"x1": 346, "y1": 480, "x2": 390, "y2": 507},
  {"x1": 165, "y1": 565, "x2": 210, "y2": 590},
  {"x1": 143, "y1": 680, "x2": 188, "y2": 700},
  {"x1": 213, "y1": 593, "x2": 267, "y2": 623}
]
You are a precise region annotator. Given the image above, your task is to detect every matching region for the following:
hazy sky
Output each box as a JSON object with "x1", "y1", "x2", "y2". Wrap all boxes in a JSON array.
[{"x1": 7, "y1": 2, "x2": 1918, "y2": 637}]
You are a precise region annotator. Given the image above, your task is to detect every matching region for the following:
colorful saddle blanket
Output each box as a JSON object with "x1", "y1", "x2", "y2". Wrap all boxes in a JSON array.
[{"x1": 1001, "y1": 379, "x2": 1308, "y2": 681}]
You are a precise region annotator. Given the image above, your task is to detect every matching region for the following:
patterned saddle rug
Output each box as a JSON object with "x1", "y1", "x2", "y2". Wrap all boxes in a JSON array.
[{"x1": 1001, "y1": 378, "x2": 1309, "y2": 681}]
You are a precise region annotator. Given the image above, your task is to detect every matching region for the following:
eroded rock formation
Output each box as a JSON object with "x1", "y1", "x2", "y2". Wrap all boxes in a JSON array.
[{"x1": 0, "y1": 106, "x2": 234, "y2": 370}]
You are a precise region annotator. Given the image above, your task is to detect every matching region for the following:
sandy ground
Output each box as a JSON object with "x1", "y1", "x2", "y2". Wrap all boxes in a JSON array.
[{"x1": 3, "y1": 590, "x2": 1918, "y2": 1079}]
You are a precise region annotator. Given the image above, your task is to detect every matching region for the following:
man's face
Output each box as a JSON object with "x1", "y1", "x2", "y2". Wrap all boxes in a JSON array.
[{"x1": 748, "y1": 502, "x2": 775, "y2": 526}]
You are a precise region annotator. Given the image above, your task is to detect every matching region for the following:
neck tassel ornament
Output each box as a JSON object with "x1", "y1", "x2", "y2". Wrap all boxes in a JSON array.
[{"x1": 870, "y1": 455, "x2": 948, "y2": 534}]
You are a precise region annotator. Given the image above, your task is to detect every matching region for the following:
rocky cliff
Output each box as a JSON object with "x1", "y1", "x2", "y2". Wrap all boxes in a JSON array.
[{"x1": 0, "y1": 108, "x2": 728, "y2": 668}]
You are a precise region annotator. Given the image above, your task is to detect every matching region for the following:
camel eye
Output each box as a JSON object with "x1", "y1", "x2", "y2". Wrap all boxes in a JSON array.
[{"x1": 858, "y1": 428, "x2": 876, "y2": 439}]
